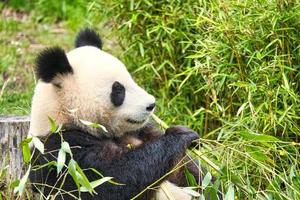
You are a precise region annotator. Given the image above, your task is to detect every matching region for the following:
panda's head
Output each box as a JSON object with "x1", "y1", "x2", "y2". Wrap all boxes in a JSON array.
[{"x1": 29, "y1": 28, "x2": 155, "y2": 138}]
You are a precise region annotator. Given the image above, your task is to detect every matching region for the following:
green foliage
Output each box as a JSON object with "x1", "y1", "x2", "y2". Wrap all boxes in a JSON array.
[
  {"x1": 104, "y1": 0, "x2": 300, "y2": 137},
  {"x1": 95, "y1": 0, "x2": 300, "y2": 199}
]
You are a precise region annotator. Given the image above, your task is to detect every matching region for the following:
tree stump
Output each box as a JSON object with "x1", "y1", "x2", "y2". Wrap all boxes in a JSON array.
[{"x1": 0, "y1": 116, "x2": 30, "y2": 180}]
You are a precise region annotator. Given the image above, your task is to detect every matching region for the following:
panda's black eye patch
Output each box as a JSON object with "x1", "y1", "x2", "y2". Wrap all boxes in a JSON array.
[{"x1": 111, "y1": 81, "x2": 125, "y2": 107}]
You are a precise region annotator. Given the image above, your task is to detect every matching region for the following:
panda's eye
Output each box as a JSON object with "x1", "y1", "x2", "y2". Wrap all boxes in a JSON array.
[{"x1": 111, "y1": 81, "x2": 125, "y2": 107}]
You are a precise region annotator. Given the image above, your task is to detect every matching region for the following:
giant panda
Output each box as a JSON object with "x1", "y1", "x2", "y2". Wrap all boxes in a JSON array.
[{"x1": 28, "y1": 28, "x2": 202, "y2": 200}]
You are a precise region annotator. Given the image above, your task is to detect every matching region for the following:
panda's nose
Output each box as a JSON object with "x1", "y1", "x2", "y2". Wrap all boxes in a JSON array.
[{"x1": 146, "y1": 103, "x2": 156, "y2": 111}]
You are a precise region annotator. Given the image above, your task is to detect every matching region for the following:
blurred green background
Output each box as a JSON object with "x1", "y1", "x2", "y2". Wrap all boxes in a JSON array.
[{"x1": 0, "y1": 0, "x2": 299, "y2": 199}]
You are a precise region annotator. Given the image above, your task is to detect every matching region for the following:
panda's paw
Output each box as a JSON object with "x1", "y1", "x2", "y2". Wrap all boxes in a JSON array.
[{"x1": 165, "y1": 125, "x2": 199, "y2": 147}]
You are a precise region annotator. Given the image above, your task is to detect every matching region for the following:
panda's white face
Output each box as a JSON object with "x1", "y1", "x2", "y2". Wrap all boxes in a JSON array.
[
  {"x1": 29, "y1": 29, "x2": 155, "y2": 138},
  {"x1": 63, "y1": 46, "x2": 155, "y2": 136}
]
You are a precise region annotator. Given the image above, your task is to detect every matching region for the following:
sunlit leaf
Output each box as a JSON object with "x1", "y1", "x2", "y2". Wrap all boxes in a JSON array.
[
  {"x1": 138, "y1": 42, "x2": 144, "y2": 57},
  {"x1": 225, "y1": 184, "x2": 234, "y2": 200},
  {"x1": 13, "y1": 165, "x2": 31, "y2": 195},
  {"x1": 57, "y1": 148, "x2": 66, "y2": 174},
  {"x1": 80, "y1": 177, "x2": 113, "y2": 192},
  {"x1": 236, "y1": 102, "x2": 247, "y2": 116},
  {"x1": 62, "y1": 141, "x2": 72, "y2": 156},
  {"x1": 79, "y1": 119, "x2": 108, "y2": 133},
  {"x1": 202, "y1": 172, "x2": 212, "y2": 189},
  {"x1": 32, "y1": 136, "x2": 44, "y2": 154},
  {"x1": 199, "y1": 194, "x2": 206, "y2": 200},
  {"x1": 89, "y1": 168, "x2": 124, "y2": 185},
  {"x1": 182, "y1": 187, "x2": 201, "y2": 197}
]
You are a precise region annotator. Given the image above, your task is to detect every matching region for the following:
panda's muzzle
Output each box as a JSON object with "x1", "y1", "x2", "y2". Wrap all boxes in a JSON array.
[{"x1": 127, "y1": 118, "x2": 146, "y2": 124}]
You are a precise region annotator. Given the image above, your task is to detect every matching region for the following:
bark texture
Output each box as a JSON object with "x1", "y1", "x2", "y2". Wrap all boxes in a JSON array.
[{"x1": 0, "y1": 116, "x2": 30, "y2": 179}]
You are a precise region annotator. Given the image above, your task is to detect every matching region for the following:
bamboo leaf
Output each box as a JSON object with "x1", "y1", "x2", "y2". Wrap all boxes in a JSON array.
[
  {"x1": 57, "y1": 148, "x2": 66, "y2": 174},
  {"x1": 48, "y1": 116, "x2": 58, "y2": 133},
  {"x1": 68, "y1": 159, "x2": 79, "y2": 188},
  {"x1": 62, "y1": 141, "x2": 72, "y2": 156},
  {"x1": 225, "y1": 184, "x2": 234, "y2": 200},
  {"x1": 202, "y1": 172, "x2": 212, "y2": 189},
  {"x1": 182, "y1": 187, "x2": 201, "y2": 197},
  {"x1": 184, "y1": 168, "x2": 197, "y2": 186},
  {"x1": 21, "y1": 138, "x2": 32, "y2": 164},
  {"x1": 238, "y1": 131, "x2": 280, "y2": 142},
  {"x1": 80, "y1": 177, "x2": 113, "y2": 192},
  {"x1": 32, "y1": 136, "x2": 44, "y2": 154},
  {"x1": 79, "y1": 119, "x2": 108, "y2": 133},
  {"x1": 75, "y1": 162, "x2": 93, "y2": 194},
  {"x1": 13, "y1": 165, "x2": 31, "y2": 195}
]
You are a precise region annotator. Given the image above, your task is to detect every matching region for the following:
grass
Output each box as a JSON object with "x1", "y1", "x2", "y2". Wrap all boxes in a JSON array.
[
  {"x1": 0, "y1": 0, "x2": 300, "y2": 200},
  {"x1": 0, "y1": 4, "x2": 71, "y2": 115}
]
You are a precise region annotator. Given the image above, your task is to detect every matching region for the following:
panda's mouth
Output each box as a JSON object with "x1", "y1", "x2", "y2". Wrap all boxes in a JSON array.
[{"x1": 127, "y1": 118, "x2": 146, "y2": 124}]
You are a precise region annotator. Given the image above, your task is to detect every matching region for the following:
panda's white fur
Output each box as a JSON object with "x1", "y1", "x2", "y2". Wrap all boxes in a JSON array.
[
  {"x1": 29, "y1": 46, "x2": 155, "y2": 138},
  {"x1": 28, "y1": 36, "x2": 192, "y2": 200}
]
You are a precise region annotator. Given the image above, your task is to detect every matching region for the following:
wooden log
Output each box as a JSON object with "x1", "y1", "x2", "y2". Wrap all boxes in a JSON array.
[{"x1": 0, "y1": 116, "x2": 30, "y2": 180}]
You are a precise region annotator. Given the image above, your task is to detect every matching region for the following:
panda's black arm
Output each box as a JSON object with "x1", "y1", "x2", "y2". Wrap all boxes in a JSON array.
[{"x1": 75, "y1": 127, "x2": 198, "y2": 200}]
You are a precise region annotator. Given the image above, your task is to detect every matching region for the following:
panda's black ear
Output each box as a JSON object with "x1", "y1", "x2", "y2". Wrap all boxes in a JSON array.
[
  {"x1": 75, "y1": 28, "x2": 102, "y2": 49},
  {"x1": 36, "y1": 47, "x2": 73, "y2": 83}
]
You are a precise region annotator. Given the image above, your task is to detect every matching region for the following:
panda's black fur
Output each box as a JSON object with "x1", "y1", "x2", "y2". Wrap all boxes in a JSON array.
[{"x1": 30, "y1": 125, "x2": 199, "y2": 200}]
